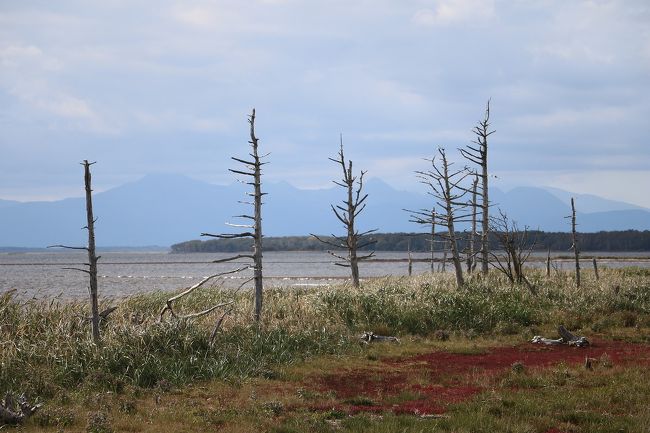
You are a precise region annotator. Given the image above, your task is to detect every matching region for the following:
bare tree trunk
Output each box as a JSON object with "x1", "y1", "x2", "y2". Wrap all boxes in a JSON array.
[
  {"x1": 405, "y1": 207, "x2": 435, "y2": 273},
  {"x1": 480, "y1": 153, "x2": 489, "y2": 274},
  {"x1": 201, "y1": 109, "x2": 267, "y2": 323},
  {"x1": 83, "y1": 160, "x2": 100, "y2": 344},
  {"x1": 407, "y1": 240, "x2": 413, "y2": 276},
  {"x1": 442, "y1": 239, "x2": 448, "y2": 272},
  {"x1": 468, "y1": 175, "x2": 478, "y2": 273},
  {"x1": 430, "y1": 209, "x2": 436, "y2": 273},
  {"x1": 546, "y1": 248, "x2": 551, "y2": 277},
  {"x1": 311, "y1": 138, "x2": 376, "y2": 288},
  {"x1": 346, "y1": 157, "x2": 360, "y2": 287},
  {"x1": 440, "y1": 152, "x2": 464, "y2": 287},
  {"x1": 571, "y1": 197, "x2": 581, "y2": 288},
  {"x1": 592, "y1": 258, "x2": 599, "y2": 281},
  {"x1": 460, "y1": 101, "x2": 494, "y2": 275},
  {"x1": 250, "y1": 110, "x2": 264, "y2": 321}
]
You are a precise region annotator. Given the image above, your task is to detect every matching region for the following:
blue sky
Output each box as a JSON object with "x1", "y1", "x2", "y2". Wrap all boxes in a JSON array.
[{"x1": 1, "y1": 0, "x2": 649, "y2": 206}]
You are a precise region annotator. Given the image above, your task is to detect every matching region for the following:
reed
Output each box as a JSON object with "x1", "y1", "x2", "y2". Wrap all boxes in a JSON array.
[{"x1": 1, "y1": 268, "x2": 649, "y2": 400}]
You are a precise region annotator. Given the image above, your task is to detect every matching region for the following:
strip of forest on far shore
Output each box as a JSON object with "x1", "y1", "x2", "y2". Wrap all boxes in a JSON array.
[{"x1": 171, "y1": 230, "x2": 650, "y2": 253}]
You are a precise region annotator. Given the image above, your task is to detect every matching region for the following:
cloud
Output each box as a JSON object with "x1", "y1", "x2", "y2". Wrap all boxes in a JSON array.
[
  {"x1": 412, "y1": 0, "x2": 495, "y2": 25},
  {"x1": 0, "y1": 0, "x2": 648, "y2": 207},
  {"x1": 171, "y1": 5, "x2": 218, "y2": 28},
  {"x1": 512, "y1": 106, "x2": 628, "y2": 129},
  {"x1": 0, "y1": 43, "x2": 116, "y2": 133},
  {"x1": 0, "y1": 43, "x2": 62, "y2": 71}
]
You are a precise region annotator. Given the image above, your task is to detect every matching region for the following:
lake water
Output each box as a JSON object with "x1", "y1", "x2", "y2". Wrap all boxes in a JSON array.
[{"x1": 1, "y1": 251, "x2": 648, "y2": 300}]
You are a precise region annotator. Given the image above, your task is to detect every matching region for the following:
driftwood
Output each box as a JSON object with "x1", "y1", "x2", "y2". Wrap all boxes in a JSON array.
[
  {"x1": 0, "y1": 393, "x2": 42, "y2": 425},
  {"x1": 359, "y1": 331, "x2": 399, "y2": 344},
  {"x1": 159, "y1": 268, "x2": 244, "y2": 322},
  {"x1": 531, "y1": 325, "x2": 590, "y2": 347}
]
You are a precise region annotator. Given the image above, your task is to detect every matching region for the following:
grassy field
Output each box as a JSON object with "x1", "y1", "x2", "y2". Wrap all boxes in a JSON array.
[{"x1": 2, "y1": 267, "x2": 650, "y2": 432}]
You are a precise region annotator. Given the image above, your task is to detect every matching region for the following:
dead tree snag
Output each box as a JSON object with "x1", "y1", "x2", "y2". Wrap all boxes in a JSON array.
[
  {"x1": 417, "y1": 148, "x2": 471, "y2": 287},
  {"x1": 311, "y1": 137, "x2": 377, "y2": 288},
  {"x1": 48, "y1": 160, "x2": 102, "y2": 344},
  {"x1": 406, "y1": 207, "x2": 437, "y2": 273},
  {"x1": 568, "y1": 197, "x2": 581, "y2": 288},
  {"x1": 460, "y1": 100, "x2": 494, "y2": 274},
  {"x1": 489, "y1": 210, "x2": 536, "y2": 294},
  {"x1": 467, "y1": 174, "x2": 479, "y2": 273},
  {"x1": 202, "y1": 109, "x2": 266, "y2": 321}
]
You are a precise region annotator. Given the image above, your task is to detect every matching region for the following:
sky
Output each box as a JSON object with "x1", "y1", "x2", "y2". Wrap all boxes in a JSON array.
[{"x1": 1, "y1": 0, "x2": 649, "y2": 207}]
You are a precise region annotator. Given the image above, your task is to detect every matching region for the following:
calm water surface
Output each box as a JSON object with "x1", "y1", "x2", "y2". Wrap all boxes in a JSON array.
[{"x1": 1, "y1": 251, "x2": 648, "y2": 300}]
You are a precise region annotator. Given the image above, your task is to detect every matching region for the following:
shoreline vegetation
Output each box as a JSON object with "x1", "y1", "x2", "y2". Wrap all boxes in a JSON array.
[
  {"x1": 2, "y1": 268, "x2": 650, "y2": 431},
  {"x1": 170, "y1": 230, "x2": 650, "y2": 253}
]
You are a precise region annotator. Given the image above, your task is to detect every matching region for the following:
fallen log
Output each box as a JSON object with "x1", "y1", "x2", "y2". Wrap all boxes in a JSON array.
[
  {"x1": 359, "y1": 331, "x2": 399, "y2": 344},
  {"x1": 0, "y1": 393, "x2": 42, "y2": 425},
  {"x1": 531, "y1": 325, "x2": 590, "y2": 348}
]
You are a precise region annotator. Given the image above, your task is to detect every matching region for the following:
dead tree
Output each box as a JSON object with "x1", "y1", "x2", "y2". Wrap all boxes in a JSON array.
[
  {"x1": 201, "y1": 109, "x2": 266, "y2": 321},
  {"x1": 466, "y1": 174, "x2": 479, "y2": 273},
  {"x1": 403, "y1": 207, "x2": 447, "y2": 273},
  {"x1": 311, "y1": 137, "x2": 377, "y2": 288},
  {"x1": 48, "y1": 160, "x2": 103, "y2": 344},
  {"x1": 159, "y1": 269, "x2": 247, "y2": 345},
  {"x1": 489, "y1": 210, "x2": 536, "y2": 294},
  {"x1": 417, "y1": 148, "x2": 471, "y2": 287},
  {"x1": 460, "y1": 100, "x2": 494, "y2": 274},
  {"x1": 406, "y1": 207, "x2": 437, "y2": 273},
  {"x1": 568, "y1": 197, "x2": 581, "y2": 288},
  {"x1": 407, "y1": 240, "x2": 413, "y2": 276}
]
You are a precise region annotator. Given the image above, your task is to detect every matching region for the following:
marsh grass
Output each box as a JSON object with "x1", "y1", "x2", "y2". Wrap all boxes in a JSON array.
[{"x1": 1, "y1": 268, "x2": 649, "y2": 403}]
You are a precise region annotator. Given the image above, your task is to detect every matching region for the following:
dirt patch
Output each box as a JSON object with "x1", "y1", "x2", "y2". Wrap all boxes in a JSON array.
[{"x1": 307, "y1": 339, "x2": 650, "y2": 416}]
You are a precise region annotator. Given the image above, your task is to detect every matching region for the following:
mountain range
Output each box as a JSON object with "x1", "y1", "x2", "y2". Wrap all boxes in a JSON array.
[{"x1": 0, "y1": 174, "x2": 648, "y2": 248}]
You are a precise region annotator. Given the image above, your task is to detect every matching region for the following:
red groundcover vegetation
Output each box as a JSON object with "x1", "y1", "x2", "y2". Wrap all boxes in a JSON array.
[{"x1": 307, "y1": 340, "x2": 650, "y2": 416}]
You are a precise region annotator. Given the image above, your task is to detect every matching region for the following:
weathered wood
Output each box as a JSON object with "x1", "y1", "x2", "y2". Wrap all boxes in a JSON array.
[
  {"x1": 49, "y1": 162, "x2": 102, "y2": 344},
  {"x1": 0, "y1": 393, "x2": 42, "y2": 426},
  {"x1": 82, "y1": 160, "x2": 101, "y2": 344},
  {"x1": 312, "y1": 136, "x2": 376, "y2": 288},
  {"x1": 530, "y1": 335, "x2": 563, "y2": 345},
  {"x1": 441, "y1": 151, "x2": 465, "y2": 286},
  {"x1": 249, "y1": 109, "x2": 264, "y2": 322},
  {"x1": 558, "y1": 325, "x2": 589, "y2": 347},
  {"x1": 407, "y1": 240, "x2": 413, "y2": 276},
  {"x1": 468, "y1": 175, "x2": 478, "y2": 273},
  {"x1": 531, "y1": 325, "x2": 590, "y2": 347},
  {"x1": 593, "y1": 258, "x2": 599, "y2": 280},
  {"x1": 359, "y1": 331, "x2": 399, "y2": 344},
  {"x1": 159, "y1": 267, "x2": 247, "y2": 322},
  {"x1": 415, "y1": 148, "x2": 471, "y2": 286},
  {"x1": 209, "y1": 307, "x2": 232, "y2": 346},
  {"x1": 199, "y1": 109, "x2": 265, "y2": 323},
  {"x1": 459, "y1": 100, "x2": 494, "y2": 274},
  {"x1": 570, "y1": 197, "x2": 581, "y2": 288},
  {"x1": 489, "y1": 210, "x2": 536, "y2": 293}
]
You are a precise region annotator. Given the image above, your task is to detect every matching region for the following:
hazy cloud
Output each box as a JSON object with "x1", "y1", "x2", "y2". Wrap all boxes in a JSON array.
[
  {"x1": 412, "y1": 0, "x2": 495, "y2": 25},
  {"x1": 0, "y1": 0, "x2": 648, "y2": 207}
]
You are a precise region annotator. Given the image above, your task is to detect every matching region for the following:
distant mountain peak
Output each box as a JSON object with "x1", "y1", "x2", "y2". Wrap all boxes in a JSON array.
[
  {"x1": 542, "y1": 186, "x2": 648, "y2": 213},
  {"x1": 1, "y1": 176, "x2": 649, "y2": 247}
]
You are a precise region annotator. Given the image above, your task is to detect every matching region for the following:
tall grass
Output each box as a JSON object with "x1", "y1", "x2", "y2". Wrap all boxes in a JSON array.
[{"x1": 1, "y1": 268, "x2": 649, "y2": 399}]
